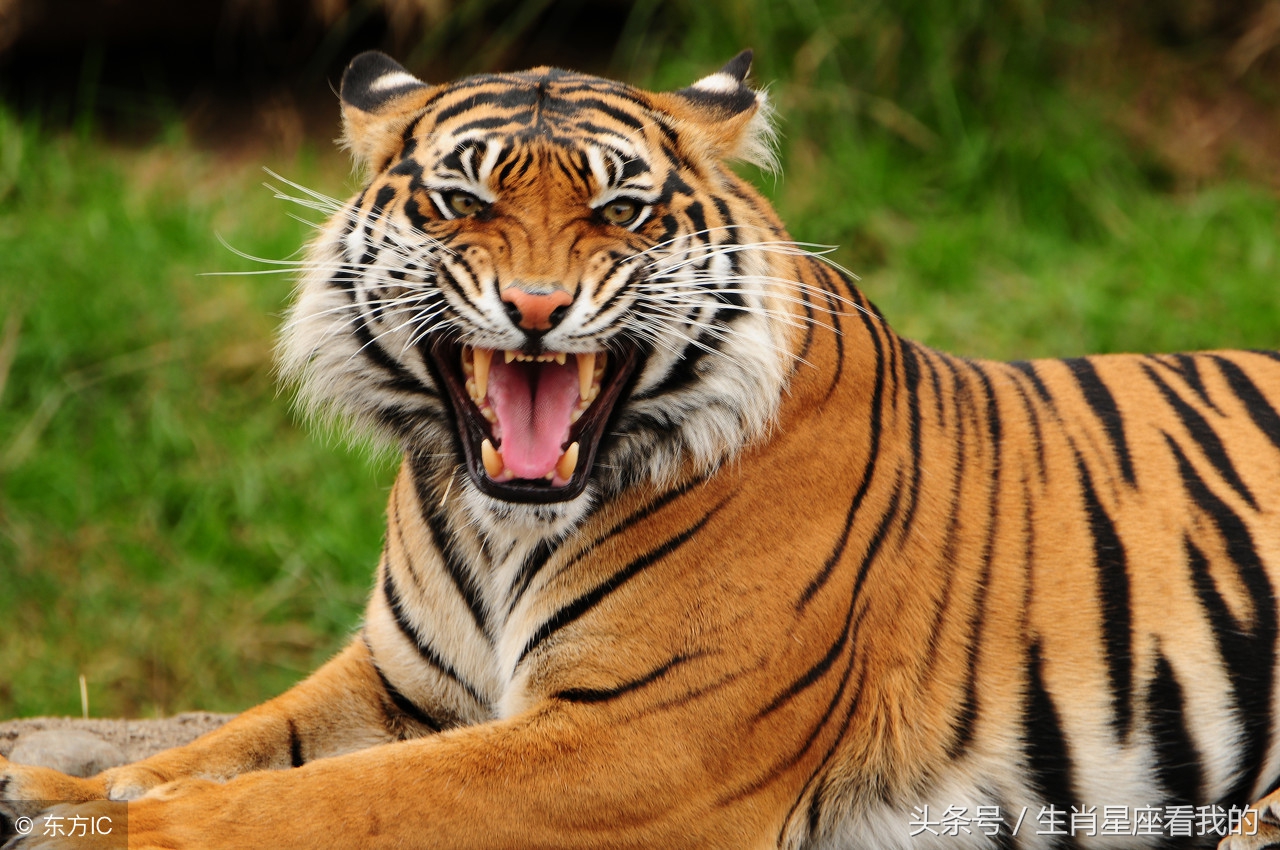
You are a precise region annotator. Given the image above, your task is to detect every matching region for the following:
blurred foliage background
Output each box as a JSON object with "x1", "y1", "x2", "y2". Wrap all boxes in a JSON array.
[{"x1": 0, "y1": 0, "x2": 1278, "y2": 718}]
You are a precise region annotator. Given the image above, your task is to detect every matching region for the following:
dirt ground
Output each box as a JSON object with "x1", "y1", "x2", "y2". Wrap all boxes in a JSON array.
[{"x1": 0, "y1": 713, "x2": 232, "y2": 772}]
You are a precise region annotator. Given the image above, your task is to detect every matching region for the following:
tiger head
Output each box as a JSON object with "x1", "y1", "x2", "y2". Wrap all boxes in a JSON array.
[{"x1": 280, "y1": 52, "x2": 811, "y2": 530}]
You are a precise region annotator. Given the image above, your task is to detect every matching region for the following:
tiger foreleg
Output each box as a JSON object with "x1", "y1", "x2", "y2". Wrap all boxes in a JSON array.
[
  {"x1": 6, "y1": 701, "x2": 774, "y2": 850},
  {"x1": 1220, "y1": 797, "x2": 1280, "y2": 850},
  {"x1": 2, "y1": 639, "x2": 413, "y2": 818}
]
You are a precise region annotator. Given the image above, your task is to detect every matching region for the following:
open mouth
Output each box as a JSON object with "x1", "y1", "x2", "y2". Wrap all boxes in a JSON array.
[{"x1": 430, "y1": 339, "x2": 639, "y2": 502}]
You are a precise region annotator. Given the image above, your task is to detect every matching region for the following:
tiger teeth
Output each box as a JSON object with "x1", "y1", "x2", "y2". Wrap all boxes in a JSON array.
[
  {"x1": 481, "y1": 439, "x2": 504, "y2": 478},
  {"x1": 473, "y1": 347, "x2": 492, "y2": 397},
  {"x1": 577, "y1": 352, "x2": 595, "y2": 400},
  {"x1": 556, "y1": 442, "x2": 580, "y2": 480},
  {"x1": 501, "y1": 350, "x2": 570, "y2": 364}
]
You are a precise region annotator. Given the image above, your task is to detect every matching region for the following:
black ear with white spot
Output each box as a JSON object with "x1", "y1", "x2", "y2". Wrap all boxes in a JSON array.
[
  {"x1": 653, "y1": 50, "x2": 778, "y2": 172},
  {"x1": 678, "y1": 49, "x2": 758, "y2": 113},
  {"x1": 339, "y1": 51, "x2": 434, "y2": 171}
]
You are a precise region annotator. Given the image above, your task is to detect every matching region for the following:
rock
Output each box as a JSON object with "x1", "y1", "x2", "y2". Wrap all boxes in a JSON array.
[
  {"x1": 7, "y1": 730, "x2": 127, "y2": 778},
  {"x1": 0, "y1": 713, "x2": 234, "y2": 767}
]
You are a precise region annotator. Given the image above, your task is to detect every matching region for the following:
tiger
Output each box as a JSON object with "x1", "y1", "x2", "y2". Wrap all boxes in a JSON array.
[{"x1": 3, "y1": 48, "x2": 1280, "y2": 850}]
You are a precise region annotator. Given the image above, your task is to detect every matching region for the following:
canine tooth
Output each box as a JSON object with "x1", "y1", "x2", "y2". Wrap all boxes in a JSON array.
[
  {"x1": 481, "y1": 439, "x2": 504, "y2": 478},
  {"x1": 461, "y1": 346, "x2": 474, "y2": 376},
  {"x1": 505, "y1": 350, "x2": 516, "y2": 364},
  {"x1": 577, "y1": 352, "x2": 596, "y2": 400},
  {"x1": 473, "y1": 348, "x2": 492, "y2": 397},
  {"x1": 556, "y1": 442, "x2": 580, "y2": 480}
]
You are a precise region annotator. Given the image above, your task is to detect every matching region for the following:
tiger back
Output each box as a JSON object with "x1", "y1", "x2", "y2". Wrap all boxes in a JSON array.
[{"x1": 2, "y1": 50, "x2": 1280, "y2": 850}]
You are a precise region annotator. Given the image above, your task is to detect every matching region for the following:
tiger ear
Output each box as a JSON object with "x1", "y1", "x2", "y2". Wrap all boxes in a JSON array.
[
  {"x1": 339, "y1": 51, "x2": 435, "y2": 171},
  {"x1": 651, "y1": 50, "x2": 778, "y2": 173}
]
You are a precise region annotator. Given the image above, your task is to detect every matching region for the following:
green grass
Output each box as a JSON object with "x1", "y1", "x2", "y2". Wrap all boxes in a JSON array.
[
  {"x1": 2, "y1": 0, "x2": 1279, "y2": 717},
  {"x1": 0, "y1": 116, "x2": 396, "y2": 717}
]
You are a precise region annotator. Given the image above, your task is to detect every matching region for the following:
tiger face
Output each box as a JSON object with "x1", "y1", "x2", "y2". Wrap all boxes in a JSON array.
[{"x1": 279, "y1": 52, "x2": 796, "y2": 529}]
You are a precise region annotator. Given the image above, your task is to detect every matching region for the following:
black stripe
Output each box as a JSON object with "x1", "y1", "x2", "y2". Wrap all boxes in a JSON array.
[
  {"x1": 1008, "y1": 360, "x2": 1054, "y2": 406},
  {"x1": 921, "y1": 359, "x2": 969, "y2": 678},
  {"x1": 554, "y1": 654, "x2": 691, "y2": 703},
  {"x1": 777, "y1": 647, "x2": 868, "y2": 846},
  {"x1": 403, "y1": 195, "x2": 432, "y2": 232},
  {"x1": 1147, "y1": 648, "x2": 1203, "y2": 807},
  {"x1": 381, "y1": 565, "x2": 486, "y2": 706},
  {"x1": 287, "y1": 719, "x2": 304, "y2": 768},
  {"x1": 798, "y1": 305, "x2": 889, "y2": 608},
  {"x1": 746, "y1": 490, "x2": 904, "y2": 788},
  {"x1": 1063, "y1": 357, "x2": 1136, "y2": 485},
  {"x1": 549, "y1": 96, "x2": 648, "y2": 133},
  {"x1": 1076, "y1": 453, "x2": 1132, "y2": 741},
  {"x1": 495, "y1": 145, "x2": 528, "y2": 187},
  {"x1": 387, "y1": 157, "x2": 423, "y2": 181},
  {"x1": 507, "y1": 540, "x2": 556, "y2": 616},
  {"x1": 1158, "y1": 353, "x2": 1222, "y2": 414},
  {"x1": 815, "y1": 265, "x2": 849, "y2": 401},
  {"x1": 450, "y1": 114, "x2": 532, "y2": 136},
  {"x1": 367, "y1": 648, "x2": 444, "y2": 734},
  {"x1": 897, "y1": 342, "x2": 925, "y2": 530},
  {"x1": 684, "y1": 200, "x2": 708, "y2": 241},
  {"x1": 434, "y1": 89, "x2": 535, "y2": 126},
  {"x1": 632, "y1": 325, "x2": 721, "y2": 399},
  {"x1": 757, "y1": 597, "x2": 854, "y2": 719},
  {"x1": 389, "y1": 483, "x2": 489, "y2": 645},
  {"x1": 1250, "y1": 350, "x2": 1280, "y2": 366},
  {"x1": 407, "y1": 463, "x2": 491, "y2": 639},
  {"x1": 759, "y1": 490, "x2": 903, "y2": 735},
  {"x1": 773, "y1": 637, "x2": 875, "y2": 844},
  {"x1": 722, "y1": 608, "x2": 867, "y2": 809},
  {"x1": 517, "y1": 504, "x2": 724, "y2": 667},
  {"x1": 1169, "y1": 437, "x2": 1276, "y2": 806},
  {"x1": 349, "y1": 310, "x2": 435, "y2": 396},
  {"x1": 1024, "y1": 641, "x2": 1075, "y2": 814},
  {"x1": 1004, "y1": 362, "x2": 1049, "y2": 482},
  {"x1": 1211, "y1": 355, "x2": 1280, "y2": 455},
  {"x1": 430, "y1": 506, "x2": 488, "y2": 634},
  {"x1": 949, "y1": 361, "x2": 1004, "y2": 756},
  {"x1": 1143, "y1": 363, "x2": 1257, "y2": 510},
  {"x1": 545, "y1": 474, "x2": 710, "y2": 589}
]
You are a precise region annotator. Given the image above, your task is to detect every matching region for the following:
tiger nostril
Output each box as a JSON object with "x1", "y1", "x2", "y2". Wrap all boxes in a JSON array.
[
  {"x1": 503, "y1": 299, "x2": 524, "y2": 326},
  {"x1": 500, "y1": 286, "x2": 573, "y2": 332}
]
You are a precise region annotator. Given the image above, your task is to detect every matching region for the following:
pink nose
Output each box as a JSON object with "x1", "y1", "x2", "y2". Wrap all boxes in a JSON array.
[{"x1": 501, "y1": 287, "x2": 573, "y2": 331}]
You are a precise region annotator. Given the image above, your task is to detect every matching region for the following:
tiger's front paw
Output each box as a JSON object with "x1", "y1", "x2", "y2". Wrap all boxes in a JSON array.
[
  {"x1": 0, "y1": 756, "x2": 107, "y2": 819},
  {"x1": 97, "y1": 763, "x2": 183, "y2": 803},
  {"x1": 1, "y1": 780, "x2": 223, "y2": 850}
]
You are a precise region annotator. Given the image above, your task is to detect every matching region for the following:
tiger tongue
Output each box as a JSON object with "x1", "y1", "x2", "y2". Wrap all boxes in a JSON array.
[{"x1": 486, "y1": 357, "x2": 580, "y2": 479}]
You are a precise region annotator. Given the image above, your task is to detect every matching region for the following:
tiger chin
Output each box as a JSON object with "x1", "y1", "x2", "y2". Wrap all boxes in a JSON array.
[{"x1": 4, "y1": 51, "x2": 1280, "y2": 850}]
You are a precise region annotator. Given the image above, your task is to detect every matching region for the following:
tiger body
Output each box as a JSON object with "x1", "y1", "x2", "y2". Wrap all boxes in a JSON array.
[{"x1": 3, "y1": 51, "x2": 1280, "y2": 850}]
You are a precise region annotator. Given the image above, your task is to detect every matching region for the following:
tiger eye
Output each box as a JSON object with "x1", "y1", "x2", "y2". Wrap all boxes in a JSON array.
[
  {"x1": 601, "y1": 200, "x2": 641, "y2": 227},
  {"x1": 446, "y1": 191, "x2": 483, "y2": 217}
]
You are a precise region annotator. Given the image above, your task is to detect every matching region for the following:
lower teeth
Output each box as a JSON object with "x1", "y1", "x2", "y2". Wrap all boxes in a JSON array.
[{"x1": 478, "y1": 439, "x2": 580, "y2": 483}]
